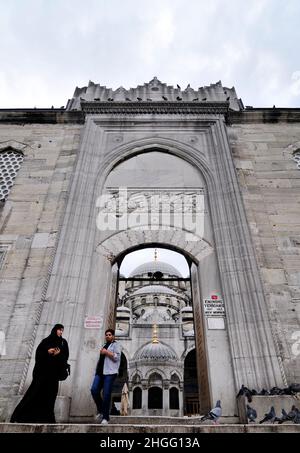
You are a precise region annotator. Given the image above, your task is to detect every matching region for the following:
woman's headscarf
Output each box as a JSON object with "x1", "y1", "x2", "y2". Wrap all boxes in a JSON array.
[{"x1": 46, "y1": 324, "x2": 65, "y2": 348}]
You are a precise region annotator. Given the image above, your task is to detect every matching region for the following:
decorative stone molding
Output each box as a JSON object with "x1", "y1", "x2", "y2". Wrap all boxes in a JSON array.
[
  {"x1": 0, "y1": 140, "x2": 33, "y2": 157},
  {"x1": 81, "y1": 101, "x2": 230, "y2": 118},
  {"x1": 67, "y1": 77, "x2": 242, "y2": 112}
]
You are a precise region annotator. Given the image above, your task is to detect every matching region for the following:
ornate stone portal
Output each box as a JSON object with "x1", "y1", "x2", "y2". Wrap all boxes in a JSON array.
[{"x1": 1, "y1": 78, "x2": 291, "y2": 423}]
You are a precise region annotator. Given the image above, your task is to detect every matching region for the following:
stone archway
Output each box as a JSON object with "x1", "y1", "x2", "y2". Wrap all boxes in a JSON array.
[
  {"x1": 96, "y1": 230, "x2": 213, "y2": 413},
  {"x1": 21, "y1": 117, "x2": 286, "y2": 421}
]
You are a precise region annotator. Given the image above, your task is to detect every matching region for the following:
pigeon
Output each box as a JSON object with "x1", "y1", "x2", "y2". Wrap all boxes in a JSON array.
[
  {"x1": 200, "y1": 400, "x2": 222, "y2": 424},
  {"x1": 125, "y1": 97, "x2": 132, "y2": 101},
  {"x1": 259, "y1": 406, "x2": 276, "y2": 424},
  {"x1": 259, "y1": 388, "x2": 269, "y2": 395},
  {"x1": 94, "y1": 98, "x2": 100, "y2": 101},
  {"x1": 275, "y1": 408, "x2": 289, "y2": 424},
  {"x1": 107, "y1": 98, "x2": 114, "y2": 102},
  {"x1": 246, "y1": 405, "x2": 257, "y2": 423},
  {"x1": 202, "y1": 97, "x2": 207, "y2": 101},
  {"x1": 162, "y1": 96, "x2": 168, "y2": 101},
  {"x1": 270, "y1": 386, "x2": 282, "y2": 395},
  {"x1": 176, "y1": 96, "x2": 182, "y2": 101},
  {"x1": 137, "y1": 97, "x2": 142, "y2": 101},
  {"x1": 192, "y1": 98, "x2": 199, "y2": 102},
  {"x1": 146, "y1": 98, "x2": 152, "y2": 102},
  {"x1": 289, "y1": 383, "x2": 300, "y2": 393},
  {"x1": 237, "y1": 385, "x2": 253, "y2": 402},
  {"x1": 294, "y1": 408, "x2": 300, "y2": 424},
  {"x1": 287, "y1": 405, "x2": 298, "y2": 421},
  {"x1": 226, "y1": 96, "x2": 230, "y2": 101}
]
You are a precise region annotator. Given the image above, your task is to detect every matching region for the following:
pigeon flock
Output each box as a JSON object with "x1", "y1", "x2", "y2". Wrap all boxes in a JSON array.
[
  {"x1": 199, "y1": 384, "x2": 300, "y2": 424},
  {"x1": 237, "y1": 383, "x2": 300, "y2": 402},
  {"x1": 236, "y1": 384, "x2": 300, "y2": 424}
]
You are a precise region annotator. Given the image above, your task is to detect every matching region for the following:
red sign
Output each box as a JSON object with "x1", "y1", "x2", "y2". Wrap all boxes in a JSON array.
[
  {"x1": 211, "y1": 295, "x2": 218, "y2": 300},
  {"x1": 84, "y1": 316, "x2": 103, "y2": 329}
]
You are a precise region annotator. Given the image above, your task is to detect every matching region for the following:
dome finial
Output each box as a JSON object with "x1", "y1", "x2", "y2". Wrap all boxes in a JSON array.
[{"x1": 152, "y1": 323, "x2": 159, "y2": 344}]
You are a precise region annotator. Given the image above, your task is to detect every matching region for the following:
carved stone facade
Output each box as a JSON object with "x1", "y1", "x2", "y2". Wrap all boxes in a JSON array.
[{"x1": 0, "y1": 79, "x2": 299, "y2": 422}]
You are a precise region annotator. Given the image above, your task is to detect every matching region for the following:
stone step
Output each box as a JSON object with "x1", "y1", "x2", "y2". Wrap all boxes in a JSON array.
[
  {"x1": 1, "y1": 422, "x2": 300, "y2": 433},
  {"x1": 105, "y1": 415, "x2": 239, "y2": 425}
]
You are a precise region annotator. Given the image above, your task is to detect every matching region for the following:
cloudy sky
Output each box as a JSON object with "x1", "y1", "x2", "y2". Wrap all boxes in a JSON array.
[
  {"x1": 120, "y1": 248, "x2": 189, "y2": 277},
  {"x1": 1, "y1": 0, "x2": 299, "y2": 108}
]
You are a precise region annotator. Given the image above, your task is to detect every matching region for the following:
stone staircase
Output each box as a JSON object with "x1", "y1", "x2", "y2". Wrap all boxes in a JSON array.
[{"x1": 1, "y1": 416, "x2": 300, "y2": 433}]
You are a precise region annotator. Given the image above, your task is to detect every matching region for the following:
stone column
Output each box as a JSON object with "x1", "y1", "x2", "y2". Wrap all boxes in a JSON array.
[
  {"x1": 141, "y1": 380, "x2": 148, "y2": 415},
  {"x1": 179, "y1": 382, "x2": 184, "y2": 416},
  {"x1": 163, "y1": 381, "x2": 170, "y2": 416}
]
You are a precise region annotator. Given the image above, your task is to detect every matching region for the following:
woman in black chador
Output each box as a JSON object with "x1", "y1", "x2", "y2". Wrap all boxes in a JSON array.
[{"x1": 10, "y1": 324, "x2": 69, "y2": 423}]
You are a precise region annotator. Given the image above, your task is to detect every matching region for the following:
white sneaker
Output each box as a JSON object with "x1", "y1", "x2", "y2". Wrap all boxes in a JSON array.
[
  {"x1": 101, "y1": 419, "x2": 108, "y2": 424},
  {"x1": 94, "y1": 413, "x2": 102, "y2": 421}
]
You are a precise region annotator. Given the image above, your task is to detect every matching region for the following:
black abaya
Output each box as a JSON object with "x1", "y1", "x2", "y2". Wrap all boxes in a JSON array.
[{"x1": 10, "y1": 324, "x2": 69, "y2": 423}]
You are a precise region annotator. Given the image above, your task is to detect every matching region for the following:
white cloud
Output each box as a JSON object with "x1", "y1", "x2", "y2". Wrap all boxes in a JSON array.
[
  {"x1": 139, "y1": 7, "x2": 175, "y2": 65},
  {"x1": 0, "y1": 0, "x2": 299, "y2": 107},
  {"x1": 290, "y1": 71, "x2": 300, "y2": 96},
  {"x1": 120, "y1": 248, "x2": 189, "y2": 277}
]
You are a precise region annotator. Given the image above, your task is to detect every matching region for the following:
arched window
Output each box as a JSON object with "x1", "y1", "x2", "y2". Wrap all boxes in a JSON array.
[
  {"x1": 133, "y1": 387, "x2": 142, "y2": 409},
  {"x1": 293, "y1": 150, "x2": 300, "y2": 169},
  {"x1": 132, "y1": 373, "x2": 141, "y2": 384},
  {"x1": 169, "y1": 387, "x2": 179, "y2": 409},
  {"x1": 170, "y1": 373, "x2": 180, "y2": 384},
  {"x1": 148, "y1": 387, "x2": 163, "y2": 409},
  {"x1": 148, "y1": 372, "x2": 162, "y2": 386},
  {"x1": 0, "y1": 149, "x2": 24, "y2": 202}
]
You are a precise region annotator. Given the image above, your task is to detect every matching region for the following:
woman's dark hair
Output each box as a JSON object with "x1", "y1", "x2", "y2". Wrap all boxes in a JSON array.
[{"x1": 105, "y1": 328, "x2": 115, "y2": 335}]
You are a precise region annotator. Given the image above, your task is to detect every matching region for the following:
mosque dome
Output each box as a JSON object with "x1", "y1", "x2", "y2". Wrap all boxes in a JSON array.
[
  {"x1": 129, "y1": 261, "x2": 182, "y2": 278},
  {"x1": 134, "y1": 341, "x2": 177, "y2": 361},
  {"x1": 132, "y1": 285, "x2": 179, "y2": 297}
]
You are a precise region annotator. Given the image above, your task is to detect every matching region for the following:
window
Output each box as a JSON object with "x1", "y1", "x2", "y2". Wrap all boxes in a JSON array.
[
  {"x1": 169, "y1": 387, "x2": 179, "y2": 409},
  {"x1": 293, "y1": 150, "x2": 300, "y2": 170},
  {"x1": 133, "y1": 387, "x2": 142, "y2": 409},
  {"x1": 0, "y1": 149, "x2": 24, "y2": 201},
  {"x1": 148, "y1": 387, "x2": 163, "y2": 409}
]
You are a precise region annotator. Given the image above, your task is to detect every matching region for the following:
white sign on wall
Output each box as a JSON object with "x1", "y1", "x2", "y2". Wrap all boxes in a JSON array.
[
  {"x1": 204, "y1": 298, "x2": 225, "y2": 317},
  {"x1": 204, "y1": 296, "x2": 226, "y2": 330},
  {"x1": 84, "y1": 316, "x2": 103, "y2": 329}
]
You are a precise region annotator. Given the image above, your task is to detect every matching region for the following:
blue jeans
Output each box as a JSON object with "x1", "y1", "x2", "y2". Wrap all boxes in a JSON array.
[{"x1": 90, "y1": 374, "x2": 117, "y2": 421}]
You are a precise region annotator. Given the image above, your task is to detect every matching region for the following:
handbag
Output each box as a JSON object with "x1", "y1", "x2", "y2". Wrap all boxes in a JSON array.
[{"x1": 58, "y1": 362, "x2": 71, "y2": 381}]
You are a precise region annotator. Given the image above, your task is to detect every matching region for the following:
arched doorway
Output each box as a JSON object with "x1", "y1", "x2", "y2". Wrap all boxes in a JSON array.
[
  {"x1": 117, "y1": 245, "x2": 197, "y2": 416},
  {"x1": 184, "y1": 349, "x2": 199, "y2": 415},
  {"x1": 148, "y1": 387, "x2": 163, "y2": 409}
]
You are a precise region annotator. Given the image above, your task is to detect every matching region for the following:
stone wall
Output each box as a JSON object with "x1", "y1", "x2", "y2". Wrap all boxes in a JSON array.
[
  {"x1": 0, "y1": 123, "x2": 81, "y2": 419},
  {"x1": 228, "y1": 123, "x2": 300, "y2": 385}
]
